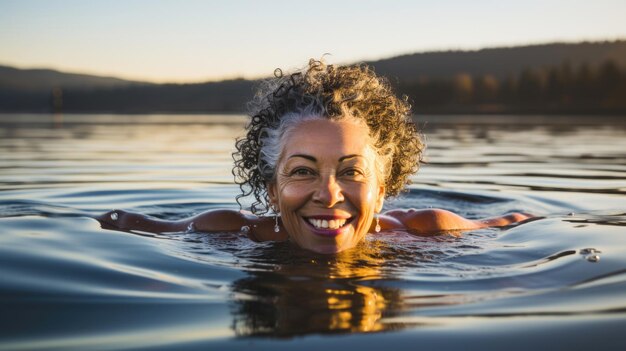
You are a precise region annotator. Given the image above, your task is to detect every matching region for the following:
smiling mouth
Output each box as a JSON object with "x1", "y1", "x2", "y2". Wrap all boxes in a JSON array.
[{"x1": 305, "y1": 217, "x2": 352, "y2": 230}]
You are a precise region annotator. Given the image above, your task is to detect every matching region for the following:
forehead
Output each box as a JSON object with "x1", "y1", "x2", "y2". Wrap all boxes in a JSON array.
[{"x1": 282, "y1": 118, "x2": 373, "y2": 160}]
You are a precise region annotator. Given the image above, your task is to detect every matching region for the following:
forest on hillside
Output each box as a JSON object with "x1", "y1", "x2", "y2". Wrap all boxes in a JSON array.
[
  {"x1": 2, "y1": 60, "x2": 625, "y2": 115},
  {"x1": 397, "y1": 60, "x2": 626, "y2": 114},
  {"x1": 1, "y1": 41, "x2": 626, "y2": 115}
]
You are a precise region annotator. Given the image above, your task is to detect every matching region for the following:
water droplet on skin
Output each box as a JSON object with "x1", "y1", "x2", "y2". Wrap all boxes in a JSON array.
[
  {"x1": 240, "y1": 225, "x2": 250, "y2": 233},
  {"x1": 187, "y1": 222, "x2": 195, "y2": 233},
  {"x1": 110, "y1": 212, "x2": 118, "y2": 221},
  {"x1": 586, "y1": 255, "x2": 600, "y2": 263}
]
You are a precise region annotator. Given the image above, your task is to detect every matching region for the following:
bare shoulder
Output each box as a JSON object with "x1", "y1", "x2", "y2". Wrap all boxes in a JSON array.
[
  {"x1": 190, "y1": 209, "x2": 247, "y2": 232},
  {"x1": 384, "y1": 208, "x2": 480, "y2": 233},
  {"x1": 383, "y1": 208, "x2": 533, "y2": 233},
  {"x1": 163, "y1": 209, "x2": 289, "y2": 241},
  {"x1": 245, "y1": 215, "x2": 289, "y2": 242}
]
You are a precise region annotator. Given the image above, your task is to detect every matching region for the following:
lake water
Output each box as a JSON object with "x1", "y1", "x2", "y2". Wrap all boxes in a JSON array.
[{"x1": 1, "y1": 113, "x2": 625, "y2": 350}]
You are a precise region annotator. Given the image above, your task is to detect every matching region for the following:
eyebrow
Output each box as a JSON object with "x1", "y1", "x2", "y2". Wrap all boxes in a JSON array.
[{"x1": 287, "y1": 154, "x2": 362, "y2": 162}]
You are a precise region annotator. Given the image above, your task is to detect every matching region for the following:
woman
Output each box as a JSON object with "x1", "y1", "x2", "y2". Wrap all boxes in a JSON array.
[{"x1": 97, "y1": 60, "x2": 530, "y2": 254}]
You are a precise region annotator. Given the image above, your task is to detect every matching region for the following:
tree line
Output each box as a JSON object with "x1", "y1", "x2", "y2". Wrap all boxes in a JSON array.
[
  {"x1": 397, "y1": 60, "x2": 626, "y2": 114},
  {"x1": 1, "y1": 60, "x2": 625, "y2": 115}
]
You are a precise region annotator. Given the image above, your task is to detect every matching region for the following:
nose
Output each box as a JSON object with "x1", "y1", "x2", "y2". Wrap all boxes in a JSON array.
[{"x1": 313, "y1": 174, "x2": 344, "y2": 207}]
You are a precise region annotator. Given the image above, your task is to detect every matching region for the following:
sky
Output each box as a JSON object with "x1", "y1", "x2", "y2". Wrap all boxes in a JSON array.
[{"x1": 1, "y1": 0, "x2": 625, "y2": 83}]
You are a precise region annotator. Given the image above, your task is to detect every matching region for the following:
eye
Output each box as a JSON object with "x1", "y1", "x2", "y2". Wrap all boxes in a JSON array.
[
  {"x1": 290, "y1": 167, "x2": 315, "y2": 176},
  {"x1": 341, "y1": 167, "x2": 365, "y2": 178}
]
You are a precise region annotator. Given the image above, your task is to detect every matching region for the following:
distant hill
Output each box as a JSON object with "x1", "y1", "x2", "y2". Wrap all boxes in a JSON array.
[
  {"x1": 59, "y1": 79, "x2": 256, "y2": 113},
  {"x1": 1, "y1": 40, "x2": 625, "y2": 114},
  {"x1": 367, "y1": 40, "x2": 626, "y2": 81},
  {"x1": 0, "y1": 65, "x2": 150, "y2": 92}
]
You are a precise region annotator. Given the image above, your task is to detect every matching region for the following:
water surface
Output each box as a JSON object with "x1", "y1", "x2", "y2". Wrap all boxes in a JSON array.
[{"x1": 1, "y1": 113, "x2": 625, "y2": 350}]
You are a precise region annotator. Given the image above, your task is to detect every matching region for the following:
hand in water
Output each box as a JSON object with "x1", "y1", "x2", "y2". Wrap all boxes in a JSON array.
[{"x1": 95, "y1": 209, "x2": 132, "y2": 230}]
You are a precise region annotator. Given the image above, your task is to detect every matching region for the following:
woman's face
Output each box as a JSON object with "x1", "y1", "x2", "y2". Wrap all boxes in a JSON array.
[{"x1": 267, "y1": 118, "x2": 385, "y2": 254}]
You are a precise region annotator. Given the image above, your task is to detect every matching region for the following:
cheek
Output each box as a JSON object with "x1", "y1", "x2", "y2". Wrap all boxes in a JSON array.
[
  {"x1": 364, "y1": 188, "x2": 376, "y2": 202},
  {"x1": 359, "y1": 181, "x2": 380, "y2": 204},
  {"x1": 277, "y1": 181, "x2": 311, "y2": 208},
  {"x1": 354, "y1": 181, "x2": 383, "y2": 216}
]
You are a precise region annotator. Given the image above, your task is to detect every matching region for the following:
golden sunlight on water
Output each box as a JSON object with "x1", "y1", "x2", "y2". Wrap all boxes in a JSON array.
[{"x1": 324, "y1": 247, "x2": 387, "y2": 332}]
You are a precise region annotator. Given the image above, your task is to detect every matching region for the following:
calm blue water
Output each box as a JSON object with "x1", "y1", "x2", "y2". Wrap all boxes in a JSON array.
[{"x1": 1, "y1": 113, "x2": 625, "y2": 350}]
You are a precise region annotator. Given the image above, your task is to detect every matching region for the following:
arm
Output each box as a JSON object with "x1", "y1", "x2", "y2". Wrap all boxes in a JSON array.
[
  {"x1": 383, "y1": 209, "x2": 533, "y2": 233},
  {"x1": 476, "y1": 212, "x2": 534, "y2": 228},
  {"x1": 96, "y1": 209, "x2": 248, "y2": 234}
]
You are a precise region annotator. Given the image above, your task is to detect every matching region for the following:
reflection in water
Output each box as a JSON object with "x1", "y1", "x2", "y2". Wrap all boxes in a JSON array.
[
  {"x1": 230, "y1": 240, "x2": 406, "y2": 336},
  {"x1": 52, "y1": 112, "x2": 64, "y2": 127},
  {"x1": 563, "y1": 212, "x2": 626, "y2": 227},
  {"x1": 225, "y1": 234, "x2": 473, "y2": 337}
]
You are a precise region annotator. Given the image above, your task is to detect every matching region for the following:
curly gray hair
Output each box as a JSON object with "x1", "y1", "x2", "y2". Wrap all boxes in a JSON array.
[{"x1": 232, "y1": 60, "x2": 424, "y2": 214}]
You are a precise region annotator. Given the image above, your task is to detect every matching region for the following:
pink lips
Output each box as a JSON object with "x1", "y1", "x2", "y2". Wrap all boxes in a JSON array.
[{"x1": 303, "y1": 216, "x2": 353, "y2": 237}]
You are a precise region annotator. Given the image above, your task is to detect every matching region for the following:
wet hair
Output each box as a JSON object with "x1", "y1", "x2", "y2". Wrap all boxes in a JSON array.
[{"x1": 232, "y1": 59, "x2": 424, "y2": 214}]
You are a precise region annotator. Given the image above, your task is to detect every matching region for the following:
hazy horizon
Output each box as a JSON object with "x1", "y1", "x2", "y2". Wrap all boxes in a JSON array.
[
  {"x1": 4, "y1": 39, "x2": 626, "y2": 85},
  {"x1": 2, "y1": 0, "x2": 626, "y2": 83}
]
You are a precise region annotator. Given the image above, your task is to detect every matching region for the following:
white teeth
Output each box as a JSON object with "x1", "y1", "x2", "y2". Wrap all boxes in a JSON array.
[{"x1": 307, "y1": 218, "x2": 348, "y2": 229}]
